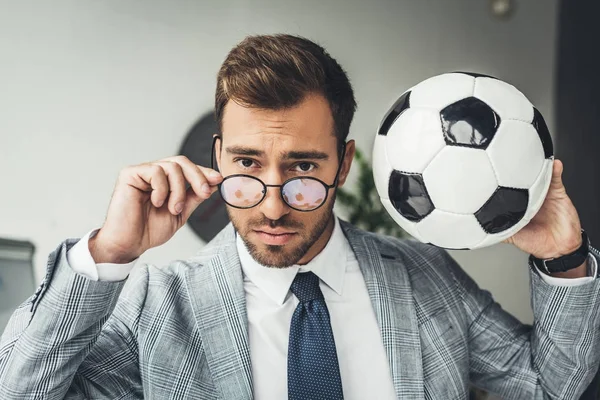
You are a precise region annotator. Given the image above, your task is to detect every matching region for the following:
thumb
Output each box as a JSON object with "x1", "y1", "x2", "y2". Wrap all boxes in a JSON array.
[
  {"x1": 181, "y1": 185, "x2": 218, "y2": 222},
  {"x1": 546, "y1": 159, "x2": 568, "y2": 200},
  {"x1": 550, "y1": 159, "x2": 565, "y2": 189}
]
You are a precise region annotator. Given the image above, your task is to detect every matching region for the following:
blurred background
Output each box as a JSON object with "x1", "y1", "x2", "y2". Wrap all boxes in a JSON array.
[{"x1": 0, "y1": 0, "x2": 598, "y2": 397}]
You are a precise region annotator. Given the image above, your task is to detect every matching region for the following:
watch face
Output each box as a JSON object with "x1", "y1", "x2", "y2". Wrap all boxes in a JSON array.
[{"x1": 179, "y1": 112, "x2": 230, "y2": 243}]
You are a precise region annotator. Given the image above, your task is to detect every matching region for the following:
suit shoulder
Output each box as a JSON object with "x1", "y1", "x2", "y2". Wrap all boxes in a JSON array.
[
  {"x1": 146, "y1": 258, "x2": 201, "y2": 277},
  {"x1": 364, "y1": 231, "x2": 469, "y2": 317},
  {"x1": 134, "y1": 229, "x2": 235, "y2": 298},
  {"x1": 142, "y1": 238, "x2": 223, "y2": 279},
  {"x1": 118, "y1": 258, "x2": 202, "y2": 309},
  {"x1": 366, "y1": 230, "x2": 461, "y2": 282},
  {"x1": 365, "y1": 230, "x2": 445, "y2": 264},
  {"x1": 139, "y1": 258, "x2": 211, "y2": 297}
]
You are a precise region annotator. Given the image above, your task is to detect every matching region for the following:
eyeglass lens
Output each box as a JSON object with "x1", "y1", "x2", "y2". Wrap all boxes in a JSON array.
[{"x1": 220, "y1": 176, "x2": 327, "y2": 210}]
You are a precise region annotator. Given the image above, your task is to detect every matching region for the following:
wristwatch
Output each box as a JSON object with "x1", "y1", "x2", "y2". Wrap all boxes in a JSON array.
[{"x1": 531, "y1": 230, "x2": 590, "y2": 275}]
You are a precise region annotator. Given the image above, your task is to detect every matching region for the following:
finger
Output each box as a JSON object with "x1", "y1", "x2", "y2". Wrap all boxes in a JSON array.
[
  {"x1": 162, "y1": 156, "x2": 222, "y2": 198},
  {"x1": 548, "y1": 159, "x2": 568, "y2": 198},
  {"x1": 197, "y1": 165, "x2": 223, "y2": 184},
  {"x1": 180, "y1": 186, "x2": 217, "y2": 222},
  {"x1": 131, "y1": 164, "x2": 170, "y2": 208},
  {"x1": 155, "y1": 161, "x2": 192, "y2": 215},
  {"x1": 551, "y1": 159, "x2": 564, "y2": 186}
]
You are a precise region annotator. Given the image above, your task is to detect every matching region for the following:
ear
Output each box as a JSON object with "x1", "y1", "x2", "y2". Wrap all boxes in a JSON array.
[
  {"x1": 337, "y1": 140, "x2": 356, "y2": 188},
  {"x1": 212, "y1": 134, "x2": 222, "y2": 172}
]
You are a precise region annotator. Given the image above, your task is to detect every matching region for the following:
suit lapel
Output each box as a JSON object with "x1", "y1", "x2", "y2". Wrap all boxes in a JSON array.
[
  {"x1": 341, "y1": 221, "x2": 424, "y2": 399},
  {"x1": 183, "y1": 221, "x2": 424, "y2": 399},
  {"x1": 184, "y1": 224, "x2": 253, "y2": 400}
]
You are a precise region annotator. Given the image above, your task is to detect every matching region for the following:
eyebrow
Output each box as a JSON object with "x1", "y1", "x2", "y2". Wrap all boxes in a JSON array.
[
  {"x1": 225, "y1": 146, "x2": 329, "y2": 161},
  {"x1": 225, "y1": 146, "x2": 263, "y2": 157}
]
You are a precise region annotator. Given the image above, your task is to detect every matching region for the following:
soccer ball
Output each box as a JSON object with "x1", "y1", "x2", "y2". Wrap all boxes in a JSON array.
[{"x1": 372, "y1": 72, "x2": 554, "y2": 249}]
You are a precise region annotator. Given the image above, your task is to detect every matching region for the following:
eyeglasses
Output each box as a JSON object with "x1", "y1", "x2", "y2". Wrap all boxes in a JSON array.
[{"x1": 210, "y1": 136, "x2": 346, "y2": 212}]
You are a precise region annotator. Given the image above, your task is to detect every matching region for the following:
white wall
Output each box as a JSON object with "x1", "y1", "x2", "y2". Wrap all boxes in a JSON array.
[{"x1": 0, "y1": 0, "x2": 558, "y2": 323}]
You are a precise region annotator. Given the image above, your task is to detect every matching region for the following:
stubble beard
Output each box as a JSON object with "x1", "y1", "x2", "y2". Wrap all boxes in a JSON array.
[{"x1": 228, "y1": 202, "x2": 335, "y2": 268}]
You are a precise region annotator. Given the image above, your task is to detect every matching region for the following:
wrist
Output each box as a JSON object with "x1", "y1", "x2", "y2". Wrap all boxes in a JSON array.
[
  {"x1": 540, "y1": 235, "x2": 583, "y2": 260},
  {"x1": 89, "y1": 232, "x2": 140, "y2": 264},
  {"x1": 531, "y1": 230, "x2": 590, "y2": 275}
]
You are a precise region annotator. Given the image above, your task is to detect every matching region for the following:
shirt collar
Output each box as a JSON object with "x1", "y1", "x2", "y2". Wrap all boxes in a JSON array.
[{"x1": 236, "y1": 216, "x2": 347, "y2": 305}]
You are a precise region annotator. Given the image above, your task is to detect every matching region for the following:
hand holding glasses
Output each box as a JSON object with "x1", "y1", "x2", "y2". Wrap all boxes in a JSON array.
[{"x1": 211, "y1": 136, "x2": 346, "y2": 212}]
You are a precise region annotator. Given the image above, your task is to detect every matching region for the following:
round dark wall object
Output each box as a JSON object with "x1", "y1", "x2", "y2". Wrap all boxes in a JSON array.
[{"x1": 179, "y1": 113, "x2": 230, "y2": 242}]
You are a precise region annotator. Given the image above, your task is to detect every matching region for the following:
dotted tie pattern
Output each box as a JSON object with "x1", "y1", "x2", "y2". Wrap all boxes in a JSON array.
[{"x1": 288, "y1": 271, "x2": 344, "y2": 400}]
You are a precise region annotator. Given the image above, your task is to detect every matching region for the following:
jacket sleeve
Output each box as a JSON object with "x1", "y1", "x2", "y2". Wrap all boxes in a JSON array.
[
  {"x1": 0, "y1": 238, "x2": 149, "y2": 399},
  {"x1": 445, "y1": 246, "x2": 600, "y2": 400}
]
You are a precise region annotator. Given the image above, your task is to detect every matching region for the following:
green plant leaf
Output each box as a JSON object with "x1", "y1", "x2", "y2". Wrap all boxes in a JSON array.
[{"x1": 336, "y1": 147, "x2": 408, "y2": 239}]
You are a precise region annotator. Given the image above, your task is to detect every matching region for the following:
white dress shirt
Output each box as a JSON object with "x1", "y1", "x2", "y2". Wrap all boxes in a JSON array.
[
  {"x1": 235, "y1": 217, "x2": 397, "y2": 399},
  {"x1": 66, "y1": 218, "x2": 597, "y2": 399}
]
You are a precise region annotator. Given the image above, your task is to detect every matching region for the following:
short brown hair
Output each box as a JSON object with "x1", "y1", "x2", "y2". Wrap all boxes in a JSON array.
[{"x1": 215, "y1": 34, "x2": 357, "y2": 146}]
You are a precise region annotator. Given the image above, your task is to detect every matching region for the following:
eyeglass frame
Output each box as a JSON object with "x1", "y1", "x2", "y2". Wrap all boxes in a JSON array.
[{"x1": 210, "y1": 135, "x2": 347, "y2": 212}]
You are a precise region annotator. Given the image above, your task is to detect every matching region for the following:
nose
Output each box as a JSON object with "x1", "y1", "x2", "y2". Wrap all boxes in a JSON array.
[{"x1": 259, "y1": 185, "x2": 291, "y2": 220}]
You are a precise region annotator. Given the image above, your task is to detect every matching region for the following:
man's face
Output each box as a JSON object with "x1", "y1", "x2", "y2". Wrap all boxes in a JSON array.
[{"x1": 217, "y1": 94, "x2": 354, "y2": 268}]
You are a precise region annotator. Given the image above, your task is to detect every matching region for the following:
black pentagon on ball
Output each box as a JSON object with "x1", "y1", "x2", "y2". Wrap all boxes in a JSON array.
[
  {"x1": 378, "y1": 91, "x2": 411, "y2": 136},
  {"x1": 532, "y1": 108, "x2": 554, "y2": 158},
  {"x1": 454, "y1": 71, "x2": 498, "y2": 80},
  {"x1": 474, "y1": 186, "x2": 529, "y2": 234},
  {"x1": 388, "y1": 170, "x2": 434, "y2": 222},
  {"x1": 440, "y1": 97, "x2": 501, "y2": 149}
]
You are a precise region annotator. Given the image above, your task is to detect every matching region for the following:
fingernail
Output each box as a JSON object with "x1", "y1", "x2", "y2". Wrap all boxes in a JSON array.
[
  {"x1": 209, "y1": 170, "x2": 221, "y2": 178},
  {"x1": 175, "y1": 203, "x2": 183, "y2": 214},
  {"x1": 202, "y1": 183, "x2": 211, "y2": 193}
]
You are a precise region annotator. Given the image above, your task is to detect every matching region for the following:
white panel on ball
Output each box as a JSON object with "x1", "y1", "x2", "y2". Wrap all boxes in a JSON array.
[
  {"x1": 474, "y1": 77, "x2": 534, "y2": 122},
  {"x1": 372, "y1": 135, "x2": 394, "y2": 200},
  {"x1": 524, "y1": 158, "x2": 554, "y2": 221},
  {"x1": 380, "y1": 198, "x2": 425, "y2": 242},
  {"x1": 423, "y1": 146, "x2": 498, "y2": 214},
  {"x1": 384, "y1": 108, "x2": 447, "y2": 173},
  {"x1": 486, "y1": 120, "x2": 545, "y2": 189},
  {"x1": 409, "y1": 73, "x2": 475, "y2": 111},
  {"x1": 415, "y1": 209, "x2": 487, "y2": 249}
]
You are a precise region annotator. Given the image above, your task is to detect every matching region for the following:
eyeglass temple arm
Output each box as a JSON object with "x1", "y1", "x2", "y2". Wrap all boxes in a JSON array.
[{"x1": 331, "y1": 142, "x2": 347, "y2": 187}]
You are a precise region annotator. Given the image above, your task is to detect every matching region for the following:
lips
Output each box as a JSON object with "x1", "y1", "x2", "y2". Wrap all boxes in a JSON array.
[
  {"x1": 253, "y1": 229, "x2": 297, "y2": 245},
  {"x1": 254, "y1": 229, "x2": 295, "y2": 235}
]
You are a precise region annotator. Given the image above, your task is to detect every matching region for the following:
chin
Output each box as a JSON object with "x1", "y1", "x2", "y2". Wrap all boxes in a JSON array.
[
  {"x1": 255, "y1": 245, "x2": 295, "y2": 268},
  {"x1": 247, "y1": 240, "x2": 305, "y2": 268}
]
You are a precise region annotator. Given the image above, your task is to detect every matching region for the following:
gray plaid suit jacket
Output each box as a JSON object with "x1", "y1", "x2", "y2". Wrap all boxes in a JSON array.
[{"x1": 1, "y1": 221, "x2": 600, "y2": 399}]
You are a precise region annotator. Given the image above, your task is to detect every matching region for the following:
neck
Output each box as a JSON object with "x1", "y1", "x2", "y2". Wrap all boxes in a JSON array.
[{"x1": 295, "y1": 214, "x2": 336, "y2": 265}]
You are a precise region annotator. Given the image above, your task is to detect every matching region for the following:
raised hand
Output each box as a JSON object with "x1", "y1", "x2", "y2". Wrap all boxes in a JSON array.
[
  {"x1": 89, "y1": 156, "x2": 223, "y2": 263},
  {"x1": 504, "y1": 159, "x2": 583, "y2": 260}
]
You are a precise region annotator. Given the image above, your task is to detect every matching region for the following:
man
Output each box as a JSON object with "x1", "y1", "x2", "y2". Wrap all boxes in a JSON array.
[{"x1": 0, "y1": 34, "x2": 599, "y2": 400}]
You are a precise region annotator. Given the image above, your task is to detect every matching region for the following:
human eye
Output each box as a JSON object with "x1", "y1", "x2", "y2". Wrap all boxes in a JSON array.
[
  {"x1": 234, "y1": 158, "x2": 259, "y2": 170},
  {"x1": 292, "y1": 162, "x2": 317, "y2": 174}
]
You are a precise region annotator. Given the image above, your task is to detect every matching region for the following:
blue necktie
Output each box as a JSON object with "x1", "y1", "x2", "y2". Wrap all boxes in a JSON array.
[{"x1": 287, "y1": 271, "x2": 344, "y2": 400}]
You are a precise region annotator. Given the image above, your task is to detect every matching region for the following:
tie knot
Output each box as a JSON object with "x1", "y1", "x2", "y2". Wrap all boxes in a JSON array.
[{"x1": 290, "y1": 272, "x2": 324, "y2": 303}]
